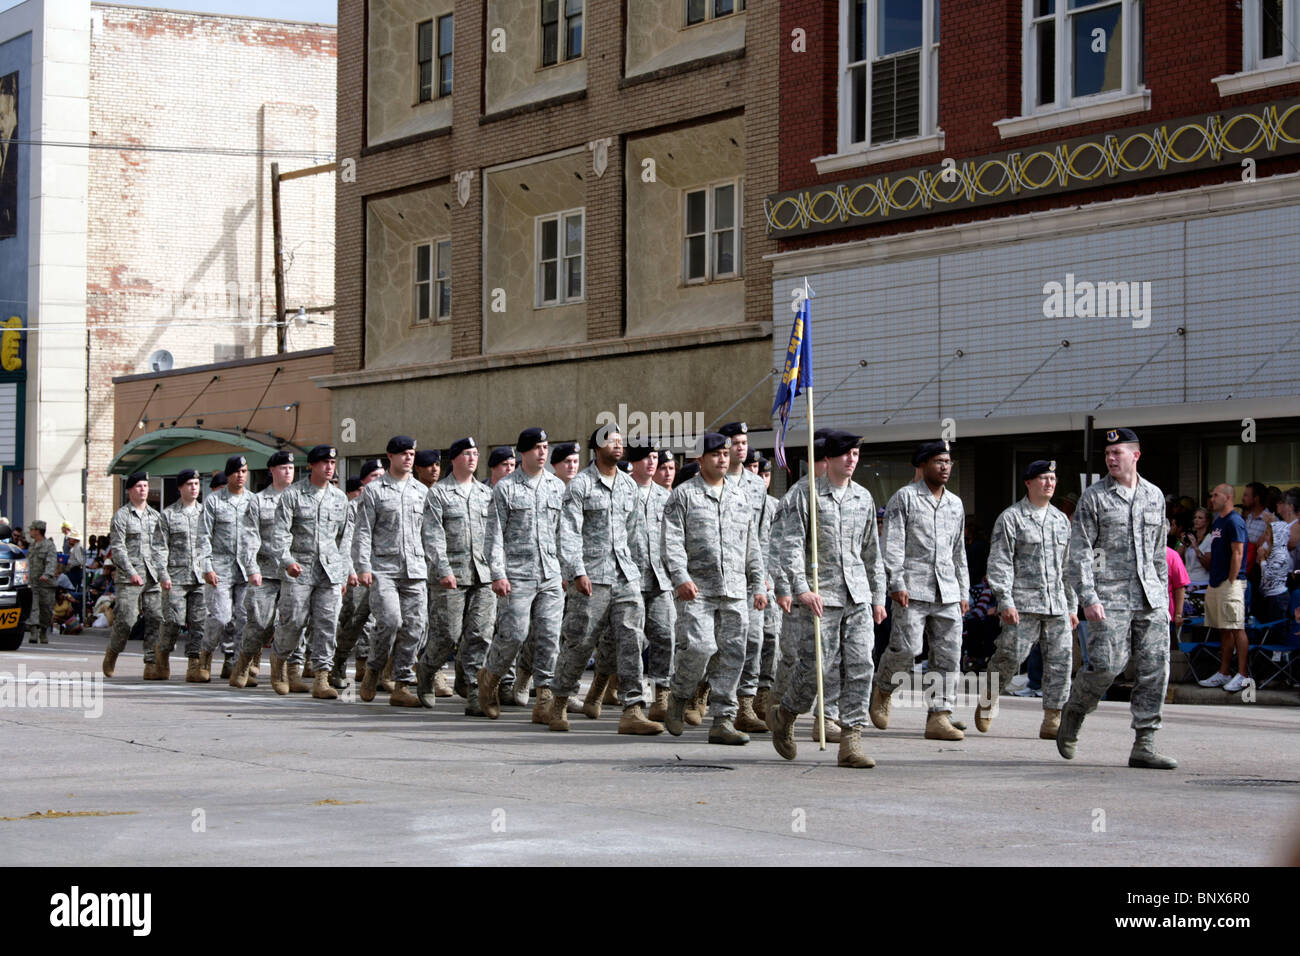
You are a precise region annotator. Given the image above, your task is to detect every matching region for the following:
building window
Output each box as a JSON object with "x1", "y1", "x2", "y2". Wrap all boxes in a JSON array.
[
  {"x1": 1243, "y1": 0, "x2": 1300, "y2": 70},
  {"x1": 437, "y1": 14, "x2": 454, "y2": 97},
  {"x1": 1025, "y1": 0, "x2": 1143, "y2": 112},
  {"x1": 840, "y1": 0, "x2": 940, "y2": 150},
  {"x1": 414, "y1": 239, "x2": 451, "y2": 322},
  {"x1": 686, "y1": 0, "x2": 746, "y2": 27},
  {"x1": 418, "y1": 16, "x2": 453, "y2": 102},
  {"x1": 417, "y1": 20, "x2": 433, "y2": 102},
  {"x1": 683, "y1": 180, "x2": 742, "y2": 283},
  {"x1": 541, "y1": 0, "x2": 583, "y2": 67},
  {"x1": 535, "y1": 210, "x2": 584, "y2": 307}
]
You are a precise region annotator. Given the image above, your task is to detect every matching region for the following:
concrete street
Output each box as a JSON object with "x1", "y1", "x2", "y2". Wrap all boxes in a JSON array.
[{"x1": 2, "y1": 631, "x2": 1298, "y2": 866}]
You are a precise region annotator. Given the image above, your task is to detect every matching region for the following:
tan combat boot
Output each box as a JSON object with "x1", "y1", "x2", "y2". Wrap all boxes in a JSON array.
[
  {"x1": 925, "y1": 710, "x2": 965, "y2": 741},
  {"x1": 532, "y1": 687, "x2": 554, "y2": 725},
  {"x1": 156, "y1": 647, "x2": 171, "y2": 680},
  {"x1": 197, "y1": 650, "x2": 213, "y2": 683},
  {"x1": 379, "y1": 658, "x2": 395, "y2": 693},
  {"x1": 302, "y1": 662, "x2": 316, "y2": 678},
  {"x1": 647, "y1": 686, "x2": 670, "y2": 722},
  {"x1": 249, "y1": 646, "x2": 262, "y2": 678},
  {"x1": 664, "y1": 694, "x2": 689, "y2": 736},
  {"x1": 868, "y1": 684, "x2": 891, "y2": 729},
  {"x1": 603, "y1": 674, "x2": 620, "y2": 704},
  {"x1": 619, "y1": 704, "x2": 664, "y2": 735},
  {"x1": 312, "y1": 670, "x2": 339, "y2": 700},
  {"x1": 582, "y1": 672, "x2": 612, "y2": 720},
  {"x1": 270, "y1": 654, "x2": 290, "y2": 695},
  {"x1": 477, "y1": 668, "x2": 501, "y2": 719},
  {"x1": 837, "y1": 727, "x2": 876, "y2": 769},
  {"x1": 389, "y1": 681, "x2": 420, "y2": 706},
  {"x1": 708, "y1": 718, "x2": 749, "y2": 745},
  {"x1": 684, "y1": 682, "x2": 709, "y2": 726},
  {"x1": 974, "y1": 701, "x2": 994, "y2": 733},
  {"x1": 548, "y1": 694, "x2": 570, "y2": 731},
  {"x1": 355, "y1": 657, "x2": 367, "y2": 683},
  {"x1": 809, "y1": 717, "x2": 842, "y2": 744},
  {"x1": 142, "y1": 660, "x2": 159, "y2": 681},
  {"x1": 754, "y1": 686, "x2": 770, "y2": 721},
  {"x1": 769, "y1": 705, "x2": 798, "y2": 760},
  {"x1": 220, "y1": 656, "x2": 234, "y2": 680},
  {"x1": 1039, "y1": 709, "x2": 1061, "y2": 740},
  {"x1": 102, "y1": 647, "x2": 119, "y2": 678},
  {"x1": 735, "y1": 695, "x2": 768, "y2": 733},
  {"x1": 432, "y1": 670, "x2": 453, "y2": 698},
  {"x1": 185, "y1": 656, "x2": 203, "y2": 682},
  {"x1": 512, "y1": 670, "x2": 532, "y2": 707},
  {"x1": 286, "y1": 664, "x2": 311, "y2": 693},
  {"x1": 360, "y1": 663, "x2": 381, "y2": 702},
  {"x1": 229, "y1": 651, "x2": 255, "y2": 688}
]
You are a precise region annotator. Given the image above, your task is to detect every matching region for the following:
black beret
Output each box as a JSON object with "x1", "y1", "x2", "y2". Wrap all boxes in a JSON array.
[
  {"x1": 223, "y1": 455, "x2": 247, "y2": 476},
  {"x1": 823, "y1": 431, "x2": 862, "y2": 458},
  {"x1": 307, "y1": 444, "x2": 337, "y2": 464},
  {"x1": 176, "y1": 469, "x2": 199, "y2": 485},
  {"x1": 758, "y1": 457, "x2": 772, "y2": 475},
  {"x1": 359, "y1": 459, "x2": 383, "y2": 481},
  {"x1": 812, "y1": 438, "x2": 827, "y2": 462},
  {"x1": 591, "y1": 424, "x2": 619, "y2": 451},
  {"x1": 517, "y1": 427, "x2": 547, "y2": 453},
  {"x1": 267, "y1": 450, "x2": 294, "y2": 468},
  {"x1": 1102, "y1": 427, "x2": 1139, "y2": 446},
  {"x1": 1023, "y1": 459, "x2": 1057, "y2": 481},
  {"x1": 625, "y1": 443, "x2": 658, "y2": 463},
  {"x1": 488, "y1": 446, "x2": 515, "y2": 468},
  {"x1": 700, "y1": 432, "x2": 730, "y2": 454},
  {"x1": 209, "y1": 470, "x2": 227, "y2": 489},
  {"x1": 550, "y1": 442, "x2": 580, "y2": 465},
  {"x1": 345, "y1": 477, "x2": 361, "y2": 494},
  {"x1": 386, "y1": 435, "x2": 417, "y2": 454},
  {"x1": 912, "y1": 439, "x2": 952, "y2": 467},
  {"x1": 744, "y1": 448, "x2": 760, "y2": 466},
  {"x1": 447, "y1": 437, "x2": 476, "y2": 461},
  {"x1": 617, "y1": 460, "x2": 631, "y2": 473},
  {"x1": 656, "y1": 450, "x2": 675, "y2": 467},
  {"x1": 719, "y1": 421, "x2": 748, "y2": 438},
  {"x1": 414, "y1": 448, "x2": 441, "y2": 467},
  {"x1": 814, "y1": 428, "x2": 834, "y2": 440},
  {"x1": 677, "y1": 461, "x2": 701, "y2": 484}
]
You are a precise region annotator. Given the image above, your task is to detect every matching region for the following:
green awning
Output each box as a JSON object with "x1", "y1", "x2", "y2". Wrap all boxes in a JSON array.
[{"x1": 106, "y1": 427, "x2": 301, "y2": 477}]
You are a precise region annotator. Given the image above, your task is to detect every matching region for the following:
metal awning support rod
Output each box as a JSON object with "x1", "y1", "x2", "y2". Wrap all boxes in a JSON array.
[
  {"x1": 881, "y1": 350, "x2": 964, "y2": 425},
  {"x1": 1094, "y1": 328, "x2": 1184, "y2": 410},
  {"x1": 984, "y1": 341, "x2": 1068, "y2": 418},
  {"x1": 813, "y1": 359, "x2": 869, "y2": 410},
  {"x1": 708, "y1": 368, "x2": 777, "y2": 432}
]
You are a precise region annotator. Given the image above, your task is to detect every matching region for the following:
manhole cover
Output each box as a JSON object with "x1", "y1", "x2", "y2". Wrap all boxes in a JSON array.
[
  {"x1": 1186, "y1": 778, "x2": 1300, "y2": 788},
  {"x1": 615, "y1": 764, "x2": 734, "y2": 774}
]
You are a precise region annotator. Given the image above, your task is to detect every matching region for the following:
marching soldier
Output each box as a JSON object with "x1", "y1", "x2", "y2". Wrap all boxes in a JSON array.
[
  {"x1": 1058, "y1": 428, "x2": 1176, "y2": 769},
  {"x1": 768, "y1": 431, "x2": 887, "y2": 769},
  {"x1": 654, "y1": 451, "x2": 676, "y2": 489},
  {"x1": 25, "y1": 520, "x2": 57, "y2": 645},
  {"x1": 230, "y1": 450, "x2": 296, "y2": 689},
  {"x1": 548, "y1": 424, "x2": 662, "y2": 735},
  {"x1": 268, "y1": 444, "x2": 354, "y2": 699},
  {"x1": 353, "y1": 436, "x2": 429, "y2": 706},
  {"x1": 551, "y1": 442, "x2": 581, "y2": 484},
  {"x1": 102, "y1": 472, "x2": 164, "y2": 678},
  {"x1": 419, "y1": 437, "x2": 496, "y2": 713},
  {"x1": 661, "y1": 432, "x2": 767, "y2": 745},
  {"x1": 478, "y1": 427, "x2": 565, "y2": 722},
  {"x1": 974, "y1": 460, "x2": 1078, "y2": 739},
  {"x1": 414, "y1": 448, "x2": 441, "y2": 488},
  {"x1": 627, "y1": 442, "x2": 675, "y2": 721},
  {"x1": 484, "y1": 446, "x2": 528, "y2": 706},
  {"x1": 331, "y1": 459, "x2": 384, "y2": 688},
  {"x1": 157, "y1": 469, "x2": 207, "y2": 681},
  {"x1": 488, "y1": 447, "x2": 516, "y2": 485},
  {"x1": 197, "y1": 455, "x2": 258, "y2": 682},
  {"x1": 413, "y1": 448, "x2": 455, "y2": 699},
  {"x1": 719, "y1": 422, "x2": 770, "y2": 734},
  {"x1": 755, "y1": 456, "x2": 780, "y2": 719},
  {"x1": 870, "y1": 440, "x2": 970, "y2": 741}
]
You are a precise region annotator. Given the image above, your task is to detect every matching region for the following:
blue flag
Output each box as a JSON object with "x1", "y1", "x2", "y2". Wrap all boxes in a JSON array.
[{"x1": 771, "y1": 283, "x2": 813, "y2": 470}]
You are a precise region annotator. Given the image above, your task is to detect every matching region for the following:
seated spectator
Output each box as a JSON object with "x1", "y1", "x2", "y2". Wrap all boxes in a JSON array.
[
  {"x1": 1257, "y1": 490, "x2": 1299, "y2": 624},
  {"x1": 92, "y1": 591, "x2": 115, "y2": 629},
  {"x1": 53, "y1": 589, "x2": 81, "y2": 634},
  {"x1": 961, "y1": 576, "x2": 1000, "y2": 670}
]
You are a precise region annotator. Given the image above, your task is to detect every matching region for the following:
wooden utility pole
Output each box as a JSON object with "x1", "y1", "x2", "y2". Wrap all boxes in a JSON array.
[{"x1": 271, "y1": 162, "x2": 287, "y2": 354}]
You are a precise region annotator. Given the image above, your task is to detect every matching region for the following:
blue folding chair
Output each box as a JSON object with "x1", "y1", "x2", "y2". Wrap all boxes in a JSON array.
[{"x1": 1248, "y1": 589, "x2": 1300, "y2": 689}]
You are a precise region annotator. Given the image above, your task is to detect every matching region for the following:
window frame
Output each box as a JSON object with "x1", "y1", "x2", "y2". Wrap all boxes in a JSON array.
[
  {"x1": 416, "y1": 19, "x2": 434, "y2": 104},
  {"x1": 685, "y1": 0, "x2": 747, "y2": 28},
  {"x1": 838, "y1": 0, "x2": 940, "y2": 154},
  {"x1": 534, "y1": 209, "x2": 585, "y2": 308},
  {"x1": 681, "y1": 178, "x2": 744, "y2": 285},
  {"x1": 413, "y1": 238, "x2": 450, "y2": 325},
  {"x1": 541, "y1": 0, "x2": 584, "y2": 68},
  {"x1": 1243, "y1": 0, "x2": 1300, "y2": 71},
  {"x1": 436, "y1": 13, "x2": 454, "y2": 99},
  {"x1": 1021, "y1": 0, "x2": 1145, "y2": 117}
]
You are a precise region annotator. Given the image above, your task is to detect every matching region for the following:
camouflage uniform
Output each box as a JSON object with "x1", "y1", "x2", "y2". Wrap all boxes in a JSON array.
[
  {"x1": 631, "y1": 479, "x2": 675, "y2": 688},
  {"x1": 198, "y1": 487, "x2": 257, "y2": 660},
  {"x1": 108, "y1": 502, "x2": 165, "y2": 659},
  {"x1": 728, "y1": 468, "x2": 769, "y2": 699},
  {"x1": 352, "y1": 473, "x2": 428, "y2": 683},
  {"x1": 663, "y1": 475, "x2": 764, "y2": 720},
  {"x1": 553, "y1": 464, "x2": 648, "y2": 707},
  {"x1": 872, "y1": 479, "x2": 969, "y2": 712},
  {"x1": 776, "y1": 476, "x2": 885, "y2": 729},
  {"x1": 421, "y1": 474, "x2": 496, "y2": 699},
  {"x1": 333, "y1": 496, "x2": 373, "y2": 669},
  {"x1": 759, "y1": 492, "x2": 781, "y2": 689},
  {"x1": 272, "y1": 477, "x2": 352, "y2": 671},
  {"x1": 26, "y1": 536, "x2": 57, "y2": 641},
  {"x1": 983, "y1": 498, "x2": 1077, "y2": 710},
  {"x1": 157, "y1": 499, "x2": 207, "y2": 657},
  {"x1": 483, "y1": 468, "x2": 565, "y2": 689},
  {"x1": 1064, "y1": 475, "x2": 1169, "y2": 729},
  {"x1": 241, "y1": 483, "x2": 290, "y2": 656}
]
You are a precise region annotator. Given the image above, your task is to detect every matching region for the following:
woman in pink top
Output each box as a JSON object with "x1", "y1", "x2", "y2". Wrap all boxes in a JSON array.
[{"x1": 1167, "y1": 546, "x2": 1190, "y2": 630}]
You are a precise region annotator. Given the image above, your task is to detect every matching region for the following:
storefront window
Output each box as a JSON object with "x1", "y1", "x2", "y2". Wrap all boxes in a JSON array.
[{"x1": 1205, "y1": 438, "x2": 1300, "y2": 502}]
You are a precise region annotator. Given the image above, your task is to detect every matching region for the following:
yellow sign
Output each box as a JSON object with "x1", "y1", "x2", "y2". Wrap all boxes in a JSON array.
[
  {"x1": 0, "y1": 607, "x2": 22, "y2": 628},
  {"x1": 1, "y1": 315, "x2": 22, "y2": 372}
]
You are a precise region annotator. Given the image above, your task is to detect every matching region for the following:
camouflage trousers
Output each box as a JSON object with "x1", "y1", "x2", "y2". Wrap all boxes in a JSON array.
[
  {"x1": 736, "y1": 602, "x2": 767, "y2": 698},
  {"x1": 554, "y1": 579, "x2": 647, "y2": 707},
  {"x1": 644, "y1": 588, "x2": 675, "y2": 687},
  {"x1": 334, "y1": 584, "x2": 371, "y2": 666},
  {"x1": 759, "y1": 596, "x2": 779, "y2": 687},
  {"x1": 109, "y1": 576, "x2": 162, "y2": 659},
  {"x1": 201, "y1": 577, "x2": 248, "y2": 659},
  {"x1": 29, "y1": 584, "x2": 54, "y2": 635},
  {"x1": 669, "y1": 594, "x2": 747, "y2": 721},
  {"x1": 771, "y1": 603, "x2": 841, "y2": 721},
  {"x1": 983, "y1": 611, "x2": 1073, "y2": 711},
  {"x1": 421, "y1": 581, "x2": 495, "y2": 698},
  {"x1": 160, "y1": 581, "x2": 206, "y2": 657},
  {"x1": 1066, "y1": 605, "x2": 1169, "y2": 730},
  {"x1": 593, "y1": 618, "x2": 616, "y2": 676},
  {"x1": 368, "y1": 575, "x2": 428, "y2": 685},
  {"x1": 873, "y1": 599, "x2": 962, "y2": 713},
  {"x1": 780, "y1": 603, "x2": 874, "y2": 730},
  {"x1": 240, "y1": 579, "x2": 281, "y2": 655},
  {"x1": 484, "y1": 578, "x2": 563, "y2": 690},
  {"x1": 272, "y1": 576, "x2": 342, "y2": 673}
]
